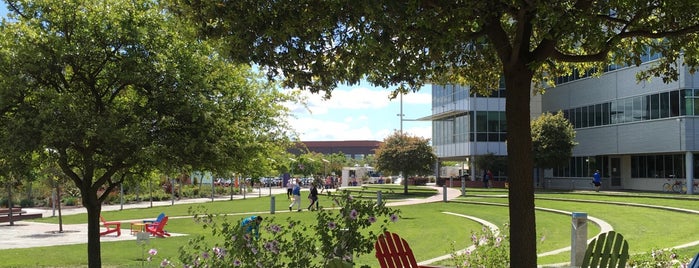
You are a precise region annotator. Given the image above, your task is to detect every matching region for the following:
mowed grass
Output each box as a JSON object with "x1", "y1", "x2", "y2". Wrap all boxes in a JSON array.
[{"x1": 1, "y1": 186, "x2": 698, "y2": 267}]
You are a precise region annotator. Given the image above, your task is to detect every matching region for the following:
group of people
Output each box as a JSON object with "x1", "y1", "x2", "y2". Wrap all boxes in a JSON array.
[
  {"x1": 242, "y1": 179, "x2": 321, "y2": 240},
  {"x1": 286, "y1": 178, "x2": 319, "y2": 212}
]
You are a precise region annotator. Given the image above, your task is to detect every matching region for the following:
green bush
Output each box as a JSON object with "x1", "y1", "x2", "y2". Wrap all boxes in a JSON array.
[
  {"x1": 63, "y1": 197, "x2": 78, "y2": 206},
  {"x1": 19, "y1": 198, "x2": 35, "y2": 208}
]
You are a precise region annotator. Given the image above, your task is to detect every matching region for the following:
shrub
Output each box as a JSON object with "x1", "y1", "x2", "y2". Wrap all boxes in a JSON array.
[
  {"x1": 19, "y1": 198, "x2": 35, "y2": 208},
  {"x1": 628, "y1": 248, "x2": 692, "y2": 268},
  {"x1": 63, "y1": 197, "x2": 78, "y2": 206},
  {"x1": 177, "y1": 191, "x2": 400, "y2": 267},
  {"x1": 449, "y1": 224, "x2": 510, "y2": 268}
]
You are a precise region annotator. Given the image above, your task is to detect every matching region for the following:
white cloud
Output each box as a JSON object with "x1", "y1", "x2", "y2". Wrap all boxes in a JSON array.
[
  {"x1": 287, "y1": 84, "x2": 433, "y2": 142},
  {"x1": 291, "y1": 117, "x2": 379, "y2": 141}
]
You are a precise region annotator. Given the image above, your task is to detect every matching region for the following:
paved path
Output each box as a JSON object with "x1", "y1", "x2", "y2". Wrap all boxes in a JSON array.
[{"x1": 0, "y1": 185, "x2": 461, "y2": 250}]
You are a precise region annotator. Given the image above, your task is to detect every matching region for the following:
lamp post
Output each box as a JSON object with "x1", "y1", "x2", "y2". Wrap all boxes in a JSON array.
[
  {"x1": 322, "y1": 158, "x2": 330, "y2": 177},
  {"x1": 288, "y1": 157, "x2": 297, "y2": 186}
]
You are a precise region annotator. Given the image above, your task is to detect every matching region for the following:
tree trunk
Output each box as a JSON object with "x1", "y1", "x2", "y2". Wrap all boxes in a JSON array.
[
  {"x1": 57, "y1": 183, "x2": 63, "y2": 233},
  {"x1": 504, "y1": 66, "x2": 537, "y2": 267},
  {"x1": 84, "y1": 190, "x2": 102, "y2": 268},
  {"x1": 6, "y1": 176, "x2": 14, "y2": 226}
]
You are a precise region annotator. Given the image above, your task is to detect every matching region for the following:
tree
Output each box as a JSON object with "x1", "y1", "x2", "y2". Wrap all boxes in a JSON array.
[
  {"x1": 0, "y1": 1, "x2": 294, "y2": 267},
  {"x1": 374, "y1": 132, "x2": 436, "y2": 194},
  {"x1": 174, "y1": 1, "x2": 699, "y2": 266},
  {"x1": 474, "y1": 152, "x2": 507, "y2": 178},
  {"x1": 531, "y1": 111, "x2": 577, "y2": 187}
]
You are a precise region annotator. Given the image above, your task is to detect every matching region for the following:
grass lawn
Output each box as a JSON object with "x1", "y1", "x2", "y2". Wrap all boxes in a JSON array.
[{"x1": 1, "y1": 186, "x2": 698, "y2": 267}]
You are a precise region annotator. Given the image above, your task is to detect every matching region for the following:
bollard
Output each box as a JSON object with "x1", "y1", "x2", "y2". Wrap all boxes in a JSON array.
[
  {"x1": 377, "y1": 191, "x2": 383, "y2": 206},
  {"x1": 443, "y1": 185, "x2": 448, "y2": 202},
  {"x1": 570, "y1": 212, "x2": 588, "y2": 267},
  {"x1": 270, "y1": 196, "x2": 276, "y2": 214}
]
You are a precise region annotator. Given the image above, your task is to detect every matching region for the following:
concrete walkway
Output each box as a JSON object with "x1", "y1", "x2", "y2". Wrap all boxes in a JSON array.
[{"x1": 0, "y1": 185, "x2": 461, "y2": 250}]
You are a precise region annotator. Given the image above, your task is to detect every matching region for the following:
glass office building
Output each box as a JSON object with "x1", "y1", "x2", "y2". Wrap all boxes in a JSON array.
[{"x1": 429, "y1": 55, "x2": 697, "y2": 193}]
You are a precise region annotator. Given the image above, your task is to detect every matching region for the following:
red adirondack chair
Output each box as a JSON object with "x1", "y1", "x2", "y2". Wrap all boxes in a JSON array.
[
  {"x1": 374, "y1": 231, "x2": 440, "y2": 268},
  {"x1": 145, "y1": 216, "x2": 171, "y2": 237},
  {"x1": 99, "y1": 215, "x2": 121, "y2": 237}
]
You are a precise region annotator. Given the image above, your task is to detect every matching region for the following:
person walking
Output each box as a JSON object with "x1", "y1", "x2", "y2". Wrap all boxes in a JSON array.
[
  {"x1": 592, "y1": 169, "x2": 601, "y2": 192},
  {"x1": 483, "y1": 169, "x2": 491, "y2": 188},
  {"x1": 241, "y1": 215, "x2": 263, "y2": 240},
  {"x1": 307, "y1": 183, "x2": 319, "y2": 211},
  {"x1": 289, "y1": 182, "x2": 302, "y2": 212},
  {"x1": 286, "y1": 178, "x2": 294, "y2": 200}
]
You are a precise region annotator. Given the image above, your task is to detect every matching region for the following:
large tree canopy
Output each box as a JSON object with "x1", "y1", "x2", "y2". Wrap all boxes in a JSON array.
[
  {"x1": 532, "y1": 111, "x2": 577, "y2": 170},
  {"x1": 175, "y1": 1, "x2": 699, "y2": 266},
  {"x1": 0, "y1": 0, "x2": 295, "y2": 267},
  {"x1": 374, "y1": 131, "x2": 436, "y2": 194}
]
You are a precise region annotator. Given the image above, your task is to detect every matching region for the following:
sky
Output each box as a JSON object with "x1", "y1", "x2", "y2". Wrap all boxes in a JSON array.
[
  {"x1": 287, "y1": 84, "x2": 433, "y2": 141},
  {"x1": 0, "y1": 4, "x2": 433, "y2": 142}
]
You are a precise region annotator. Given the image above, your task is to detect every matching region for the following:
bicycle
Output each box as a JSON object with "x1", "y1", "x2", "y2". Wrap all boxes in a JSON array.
[{"x1": 661, "y1": 179, "x2": 685, "y2": 193}]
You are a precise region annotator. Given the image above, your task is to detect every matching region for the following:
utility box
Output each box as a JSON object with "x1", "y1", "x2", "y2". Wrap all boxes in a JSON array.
[{"x1": 570, "y1": 212, "x2": 588, "y2": 267}]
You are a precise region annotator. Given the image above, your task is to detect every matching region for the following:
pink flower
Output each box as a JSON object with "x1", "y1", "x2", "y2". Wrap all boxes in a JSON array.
[
  {"x1": 328, "y1": 221, "x2": 337, "y2": 229},
  {"x1": 160, "y1": 259, "x2": 170, "y2": 267},
  {"x1": 149, "y1": 249, "x2": 158, "y2": 256},
  {"x1": 268, "y1": 224, "x2": 281, "y2": 233},
  {"x1": 349, "y1": 209, "x2": 358, "y2": 220},
  {"x1": 390, "y1": 214, "x2": 399, "y2": 222},
  {"x1": 233, "y1": 259, "x2": 242, "y2": 266},
  {"x1": 368, "y1": 216, "x2": 377, "y2": 224}
]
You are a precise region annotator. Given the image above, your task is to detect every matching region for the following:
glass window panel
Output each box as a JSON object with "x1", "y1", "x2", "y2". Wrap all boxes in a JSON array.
[
  {"x1": 673, "y1": 154, "x2": 684, "y2": 178},
  {"x1": 602, "y1": 103, "x2": 610, "y2": 125},
  {"x1": 650, "y1": 94, "x2": 660, "y2": 119},
  {"x1": 660, "y1": 92, "x2": 670, "y2": 118},
  {"x1": 670, "y1": 90, "x2": 680, "y2": 117},
  {"x1": 611, "y1": 100, "x2": 623, "y2": 124},
  {"x1": 581, "y1": 106, "x2": 589, "y2": 127},
  {"x1": 499, "y1": 112, "x2": 507, "y2": 133},
  {"x1": 624, "y1": 98, "x2": 634, "y2": 122},
  {"x1": 682, "y1": 89, "x2": 692, "y2": 115},
  {"x1": 664, "y1": 155, "x2": 673, "y2": 178},
  {"x1": 487, "y1": 111, "x2": 500, "y2": 132},
  {"x1": 575, "y1": 107, "x2": 582, "y2": 128},
  {"x1": 646, "y1": 156, "x2": 656, "y2": 178},
  {"x1": 476, "y1": 112, "x2": 487, "y2": 132},
  {"x1": 594, "y1": 104, "x2": 602, "y2": 126},
  {"x1": 632, "y1": 96, "x2": 643, "y2": 121}
]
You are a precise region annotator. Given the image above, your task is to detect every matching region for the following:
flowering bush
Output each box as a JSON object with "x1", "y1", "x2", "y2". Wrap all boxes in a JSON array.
[
  {"x1": 146, "y1": 248, "x2": 174, "y2": 267},
  {"x1": 449, "y1": 223, "x2": 510, "y2": 268},
  {"x1": 627, "y1": 248, "x2": 692, "y2": 268},
  {"x1": 177, "y1": 191, "x2": 400, "y2": 268}
]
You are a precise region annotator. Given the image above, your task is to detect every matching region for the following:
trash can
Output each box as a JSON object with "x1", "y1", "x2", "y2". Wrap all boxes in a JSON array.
[{"x1": 571, "y1": 212, "x2": 588, "y2": 267}]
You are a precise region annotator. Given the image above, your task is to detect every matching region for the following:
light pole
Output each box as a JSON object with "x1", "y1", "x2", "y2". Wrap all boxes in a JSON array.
[
  {"x1": 322, "y1": 158, "x2": 330, "y2": 177},
  {"x1": 288, "y1": 157, "x2": 296, "y2": 186}
]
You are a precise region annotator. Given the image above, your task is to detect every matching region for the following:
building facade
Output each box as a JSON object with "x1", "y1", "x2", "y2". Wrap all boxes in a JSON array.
[
  {"x1": 542, "y1": 57, "x2": 698, "y2": 193},
  {"x1": 290, "y1": 140, "x2": 381, "y2": 160},
  {"x1": 429, "y1": 56, "x2": 697, "y2": 193}
]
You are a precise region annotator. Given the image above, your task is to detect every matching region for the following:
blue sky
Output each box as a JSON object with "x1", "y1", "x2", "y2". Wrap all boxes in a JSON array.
[
  {"x1": 0, "y1": 3, "x2": 433, "y2": 142},
  {"x1": 288, "y1": 84, "x2": 433, "y2": 141}
]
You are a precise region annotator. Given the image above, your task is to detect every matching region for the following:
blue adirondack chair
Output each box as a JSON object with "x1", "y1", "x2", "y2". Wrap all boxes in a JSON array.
[{"x1": 143, "y1": 212, "x2": 165, "y2": 224}]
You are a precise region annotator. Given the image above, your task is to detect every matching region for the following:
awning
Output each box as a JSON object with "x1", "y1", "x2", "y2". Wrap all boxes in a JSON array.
[{"x1": 415, "y1": 110, "x2": 469, "y2": 121}]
